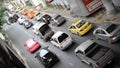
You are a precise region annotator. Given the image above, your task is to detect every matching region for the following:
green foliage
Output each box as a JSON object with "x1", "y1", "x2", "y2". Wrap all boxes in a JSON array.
[{"x1": 0, "y1": 3, "x2": 7, "y2": 26}]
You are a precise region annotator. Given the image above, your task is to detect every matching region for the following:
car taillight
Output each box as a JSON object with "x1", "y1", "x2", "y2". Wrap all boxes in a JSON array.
[
  {"x1": 80, "y1": 29, "x2": 83, "y2": 31},
  {"x1": 109, "y1": 34, "x2": 115, "y2": 39},
  {"x1": 96, "y1": 62, "x2": 99, "y2": 66},
  {"x1": 60, "y1": 45, "x2": 63, "y2": 48}
]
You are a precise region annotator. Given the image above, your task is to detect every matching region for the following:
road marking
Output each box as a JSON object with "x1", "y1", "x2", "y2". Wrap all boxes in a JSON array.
[{"x1": 68, "y1": 62, "x2": 74, "y2": 67}]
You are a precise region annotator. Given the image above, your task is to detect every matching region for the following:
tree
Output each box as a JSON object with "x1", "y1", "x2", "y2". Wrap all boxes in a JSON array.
[{"x1": 0, "y1": 2, "x2": 7, "y2": 27}]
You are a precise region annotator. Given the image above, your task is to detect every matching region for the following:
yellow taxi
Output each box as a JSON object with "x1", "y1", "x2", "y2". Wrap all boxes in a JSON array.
[
  {"x1": 27, "y1": 11, "x2": 35, "y2": 19},
  {"x1": 68, "y1": 20, "x2": 92, "y2": 36}
]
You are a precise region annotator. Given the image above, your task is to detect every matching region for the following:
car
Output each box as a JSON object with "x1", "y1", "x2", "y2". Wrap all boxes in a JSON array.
[
  {"x1": 27, "y1": 11, "x2": 35, "y2": 19},
  {"x1": 32, "y1": 23, "x2": 42, "y2": 35},
  {"x1": 93, "y1": 22, "x2": 120, "y2": 43},
  {"x1": 34, "y1": 12, "x2": 41, "y2": 21},
  {"x1": 8, "y1": 14, "x2": 19, "y2": 23},
  {"x1": 40, "y1": 14, "x2": 51, "y2": 24},
  {"x1": 23, "y1": 20, "x2": 33, "y2": 29},
  {"x1": 24, "y1": 38, "x2": 40, "y2": 53},
  {"x1": 38, "y1": 22, "x2": 54, "y2": 41},
  {"x1": 35, "y1": 47, "x2": 59, "y2": 68},
  {"x1": 17, "y1": 17, "x2": 25, "y2": 25},
  {"x1": 68, "y1": 20, "x2": 92, "y2": 36},
  {"x1": 22, "y1": 9, "x2": 29, "y2": 15},
  {"x1": 51, "y1": 14, "x2": 66, "y2": 26},
  {"x1": 50, "y1": 31, "x2": 73, "y2": 50},
  {"x1": 75, "y1": 39, "x2": 114, "y2": 68}
]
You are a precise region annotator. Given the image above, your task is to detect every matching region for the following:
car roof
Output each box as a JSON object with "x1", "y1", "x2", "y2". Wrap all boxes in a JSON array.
[
  {"x1": 98, "y1": 22, "x2": 113, "y2": 30},
  {"x1": 51, "y1": 31, "x2": 64, "y2": 39},
  {"x1": 32, "y1": 22, "x2": 45, "y2": 29},
  {"x1": 75, "y1": 40, "x2": 94, "y2": 53}
]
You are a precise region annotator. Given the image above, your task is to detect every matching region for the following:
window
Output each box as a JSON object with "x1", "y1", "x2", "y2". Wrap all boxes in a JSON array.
[
  {"x1": 76, "y1": 20, "x2": 85, "y2": 28},
  {"x1": 106, "y1": 24, "x2": 118, "y2": 33},
  {"x1": 70, "y1": 26, "x2": 76, "y2": 29},
  {"x1": 58, "y1": 33, "x2": 68, "y2": 43}
]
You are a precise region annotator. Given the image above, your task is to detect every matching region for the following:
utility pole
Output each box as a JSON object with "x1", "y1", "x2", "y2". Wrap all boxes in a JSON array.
[{"x1": 102, "y1": 0, "x2": 118, "y2": 17}]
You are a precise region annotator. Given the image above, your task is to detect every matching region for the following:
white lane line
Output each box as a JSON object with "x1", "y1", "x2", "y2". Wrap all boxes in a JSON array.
[{"x1": 68, "y1": 62, "x2": 74, "y2": 67}]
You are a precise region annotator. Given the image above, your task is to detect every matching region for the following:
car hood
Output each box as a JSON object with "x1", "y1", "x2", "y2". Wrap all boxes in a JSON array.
[{"x1": 111, "y1": 26, "x2": 120, "y2": 36}]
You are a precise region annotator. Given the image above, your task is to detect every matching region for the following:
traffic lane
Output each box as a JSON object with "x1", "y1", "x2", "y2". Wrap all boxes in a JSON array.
[
  {"x1": 5, "y1": 23, "x2": 45, "y2": 68},
  {"x1": 5, "y1": 17, "x2": 120, "y2": 68},
  {"x1": 5, "y1": 21, "x2": 92, "y2": 68}
]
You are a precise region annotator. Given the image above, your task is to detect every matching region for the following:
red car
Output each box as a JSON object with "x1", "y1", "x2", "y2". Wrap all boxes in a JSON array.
[{"x1": 25, "y1": 38, "x2": 40, "y2": 53}]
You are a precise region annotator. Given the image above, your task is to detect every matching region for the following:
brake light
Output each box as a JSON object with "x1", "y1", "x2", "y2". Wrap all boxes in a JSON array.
[
  {"x1": 109, "y1": 34, "x2": 115, "y2": 39},
  {"x1": 60, "y1": 45, "x2": 63, "y2": 48},
  {"x1": 80, "y1": 29, "x2": 83, "y2": 31},
  {"x1": 96, "y1": 62, "x2": 99, "y2": 66}
]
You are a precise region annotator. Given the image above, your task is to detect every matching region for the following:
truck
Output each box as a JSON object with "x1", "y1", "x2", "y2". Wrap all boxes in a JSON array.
[
  {"x1": 74, "y1": 39, "x2": 114, "y2": 68},
  {"x1": 38, "y1": 22, "x2": 54, "y2": 41}
]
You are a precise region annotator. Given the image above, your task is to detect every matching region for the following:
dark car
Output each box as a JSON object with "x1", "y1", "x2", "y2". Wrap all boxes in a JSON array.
[
  {"x1": 8, "y1": 14, "x2": 19, "y2": 23},
  {"x1": 35, "y1": 47, "x2": 59, "y2": 68},
  {"x1": 40, "y1": 14, "x2": 51, "y2": 24},
  {"x1": 51, "y1": 14, "x2": 66, "y2": 26},
  {"x1": 23, "y1": 20, "x2": 33, "y2": 29}
]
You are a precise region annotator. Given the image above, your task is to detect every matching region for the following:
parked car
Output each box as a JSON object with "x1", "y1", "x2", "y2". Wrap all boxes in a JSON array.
[
  {"x1": 23, "y1": 20, "x2": 33, "y2": 29},
  {"x1": 32, "y1": 23, "x2": 41, "y2": 35},
  {"x1": 17, "y1": 17, "x2": 25, "y2": 25},
  {"x1": 27, "y1": 11, "x2": 35, "y2": 19},
  {"x1": 38, "y1": 22, "x2": 54, "y2": 41},
  {"x1": 51, "y1": 14, "x2": 66, "y2": 26},
  {"x1": 68, "y1": 20, "x2": 92, "y2": 36},
  {"x1": 24, "y1": 38, "x2": 40, "y2": 53},
  {"x1": 22, "y1": 9, "x2": 29, "y2": 15},
  {"x1": 34, "y1": 12, "x2": 41, "y2": 21},
  {"x1": 8, "y1": 14, "x2": 19, "y2": 23},
  {"x1": 40, "y1": 14, "x2": 51, "y2": 24},
  {"x1": 75, "y1": 39, "x2": 114, "y2": 68},
  {"x1": 50, "y1": 31, "x2": 73, "y2": 50},
  {"x1": 35, "y1": 47, "x2": 59, "y2": 68},
  {"x1": 93, "y1": 22, "x2": 120, "y2": 43}
]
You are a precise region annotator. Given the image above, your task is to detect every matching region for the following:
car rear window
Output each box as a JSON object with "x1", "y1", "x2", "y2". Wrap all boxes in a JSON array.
[
  {"x1": 76, "y1": 20, "x2": 85, "y2": 28},
  {"x1": 58, "y1": 33, "x2": 68, "y2": 43},
  {"x1": 106, "y1": 24, "x2": 118, "y2": 33}
]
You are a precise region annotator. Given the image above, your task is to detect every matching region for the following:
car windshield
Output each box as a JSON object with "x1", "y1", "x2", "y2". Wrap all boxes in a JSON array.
[
  {"x1": 106, "y1": 24, "x2": 118, "y2": 33},
  {"x1": 76, "y1": 20, "x2": 86, "y2": 28},
  {"x1": 40, "y1": 49, "x2": 49, "y2": 57},
  {"x1": 58, "y1": 33, "x2": 68, "y2": 43},
  {"x1": 26, "y1": 39, "x2": 36, "y2": 48},
  {"x1": 39, "y1": 24, "x2": 49, "y2": 35}
]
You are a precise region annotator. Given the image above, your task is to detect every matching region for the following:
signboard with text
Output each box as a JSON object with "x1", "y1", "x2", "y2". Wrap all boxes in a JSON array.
[{"x1": 82, "y1": 0, "x2": 103, "y2": 13}]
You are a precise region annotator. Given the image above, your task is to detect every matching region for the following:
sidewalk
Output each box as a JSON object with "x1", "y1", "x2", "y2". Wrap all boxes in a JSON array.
[{"x1": 25, "y1": 6, "x2": 120, "y2": 24}]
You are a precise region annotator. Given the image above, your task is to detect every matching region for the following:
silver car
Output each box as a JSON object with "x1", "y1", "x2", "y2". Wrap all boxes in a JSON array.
[{"x1": 93, "y1": 22, "x2": 120, "y2": 43}]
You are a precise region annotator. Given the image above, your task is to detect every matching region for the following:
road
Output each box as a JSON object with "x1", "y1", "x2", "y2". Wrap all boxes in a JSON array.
[{"x1": 3, "y1": 13, "x2": 120, "y2": 68}]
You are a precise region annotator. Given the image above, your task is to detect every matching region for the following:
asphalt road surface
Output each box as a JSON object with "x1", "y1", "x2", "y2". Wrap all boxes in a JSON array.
[{"x1": 3, "y1": 13, "x2": 120, "y2": 68}]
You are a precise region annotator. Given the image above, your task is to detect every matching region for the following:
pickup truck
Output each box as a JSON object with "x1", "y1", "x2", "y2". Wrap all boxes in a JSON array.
[
  {"x1": 75, "y1": 39, "x2": 114, "y2": 68},
  {"x1": 38, "y1": 22, "x2": 54, "y2": 41}
]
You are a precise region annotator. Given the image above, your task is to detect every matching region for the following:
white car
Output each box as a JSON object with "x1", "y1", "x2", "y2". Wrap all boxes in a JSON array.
[
  {"x1": 32, "y1": 23, "x2": 42, "y2": 35},
  {"x1": 18, "y1": 17, "x2": 25, "y2": 25},
  {"x1": 50, "y1": 31, "x2": 73, "y2": 50}
]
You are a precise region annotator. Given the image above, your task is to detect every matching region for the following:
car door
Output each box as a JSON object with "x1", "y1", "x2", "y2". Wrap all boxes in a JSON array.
[
  {"x1": 51, "y1": 38, "x2": 59, "y2": 47},
  {"x1": 69, "y1": 25, "x2": 78, "y2": 34},
  {"x1": 94, "y1": 29, "x2": 108, "y2": 40}
]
